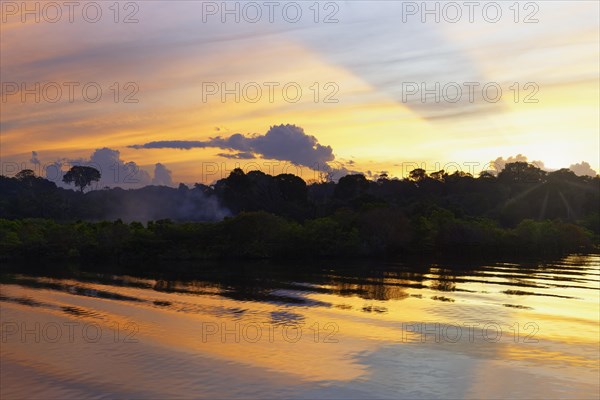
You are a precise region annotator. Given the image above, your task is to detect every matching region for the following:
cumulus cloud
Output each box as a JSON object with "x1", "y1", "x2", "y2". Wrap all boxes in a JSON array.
[
  {"x1": 152, "y1": 163, "x2": 174, "y2": 186},
  {"x1": 30, "y1": 149, "x2": 228, "y2": 220},
  {"x1": 64, "y1": 148, "x2": 152, "y2": 188},
  {"x1": 569, "y1": 161, "x2": 598, "y2": 177},
  {"x1": 130, "y1": 124, "x2": 336, "y2": 170},
  {"x1": 84, "y1": 148, "x2": 152, "y2": 189},
  {"x1": 489, "y1": 155, "x2": 598, "y2": 177},
  {"x1": 41, "y1": 148, "x2": 175, "y2": 190},
  {"x1": 490, "y1": 154, "x2": 547, "y2": 173}
]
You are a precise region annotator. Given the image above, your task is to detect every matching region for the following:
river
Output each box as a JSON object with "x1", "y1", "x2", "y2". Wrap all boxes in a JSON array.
[{"x1": 1, "y1": 254, "x2": 598, "y2": 399}]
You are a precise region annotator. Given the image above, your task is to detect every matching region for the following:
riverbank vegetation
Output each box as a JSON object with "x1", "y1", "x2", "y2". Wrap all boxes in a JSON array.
[{"x1": 1, "y1": 162, "x2": 598, "y2": 261}]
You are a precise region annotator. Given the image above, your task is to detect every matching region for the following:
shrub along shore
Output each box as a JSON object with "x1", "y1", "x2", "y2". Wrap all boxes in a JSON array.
[{"x1": 0, "y1": 211, "x2": 595, "y2": 263}]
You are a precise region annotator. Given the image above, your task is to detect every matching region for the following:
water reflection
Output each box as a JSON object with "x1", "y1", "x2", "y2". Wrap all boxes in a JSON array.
[{"x1": 1, "y1": 254, "x2": 599, "y2": 399}]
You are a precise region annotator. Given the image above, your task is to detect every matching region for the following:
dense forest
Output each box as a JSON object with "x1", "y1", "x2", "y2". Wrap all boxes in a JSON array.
[{"x1": 1, "y1": 162, "x2": 598, "y2": 261}]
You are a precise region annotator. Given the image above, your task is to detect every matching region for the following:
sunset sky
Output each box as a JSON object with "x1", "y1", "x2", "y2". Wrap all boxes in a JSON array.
[{"x1": 1, "y1": 1, "x2": 598, "y2": 186}]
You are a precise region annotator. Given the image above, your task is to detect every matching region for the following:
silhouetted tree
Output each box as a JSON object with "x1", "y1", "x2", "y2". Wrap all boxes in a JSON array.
[
  {"x1": 478, "y1": 171, "x2": 497, "y2": 180},
  {"x1": 498, "y1": 162, "x2": 546, "y2": 184},
  {"x1": 63, "y1": 166, "x2": 101, "y2": 193},
  {"x1": 430, "y1": 170, "x2": 445, "y2": 181},
  {"x1": 376, "y1": 173, "x2": 389, "y2": 183},
  {"x1": 274, "y1": 173, "x2": 307, "y2": 202},
  {"x1": 409, "y1": 168, "x2": 427, "y2": 182},
  {"x1": 15, "y1": 169, "x2": 36, "y2": 180},
  {"x1": 547, "y1": 168, "x2": 578, "y2": 183},
  {"x1": 335, "y1": 174, "x2": 369, "y2": 199}
]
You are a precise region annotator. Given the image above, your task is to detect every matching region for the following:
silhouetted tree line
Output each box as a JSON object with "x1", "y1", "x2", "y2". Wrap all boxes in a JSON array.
[{"x1": 0, "y1": 161, "x2": 598, "y2": 260}]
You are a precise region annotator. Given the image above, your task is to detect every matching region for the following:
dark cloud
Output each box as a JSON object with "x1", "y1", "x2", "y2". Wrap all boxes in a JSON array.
[
  {"x1": 130, "y1": 124, "x2": 336, "y2": 170},
  {"x1": 129, "y1": 140, "x2": 207, "y2": 150},
  {"x1": 569, "y1": 161, "x2": 598, "y2": 177}
]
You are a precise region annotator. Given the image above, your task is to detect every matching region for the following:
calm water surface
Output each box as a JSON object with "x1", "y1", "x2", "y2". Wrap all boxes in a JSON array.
[{"x1": 1, "y1": 254, "x2": 599, "y2": 399}]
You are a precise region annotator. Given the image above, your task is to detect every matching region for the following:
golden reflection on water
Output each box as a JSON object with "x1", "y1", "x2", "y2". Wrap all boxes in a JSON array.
[{"x1": 1, "y1": 254, "x2": 599, "y2": 399}]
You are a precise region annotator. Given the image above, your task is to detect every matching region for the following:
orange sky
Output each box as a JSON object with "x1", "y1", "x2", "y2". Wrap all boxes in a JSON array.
[{"x1": 1, "y1": 1, "x2": 598, "y2": 185}]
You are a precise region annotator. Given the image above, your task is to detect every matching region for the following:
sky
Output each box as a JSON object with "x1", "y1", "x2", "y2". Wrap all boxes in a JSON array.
[{"x1": 1, "y1": 1, "x2": 599, "y2": 187}]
